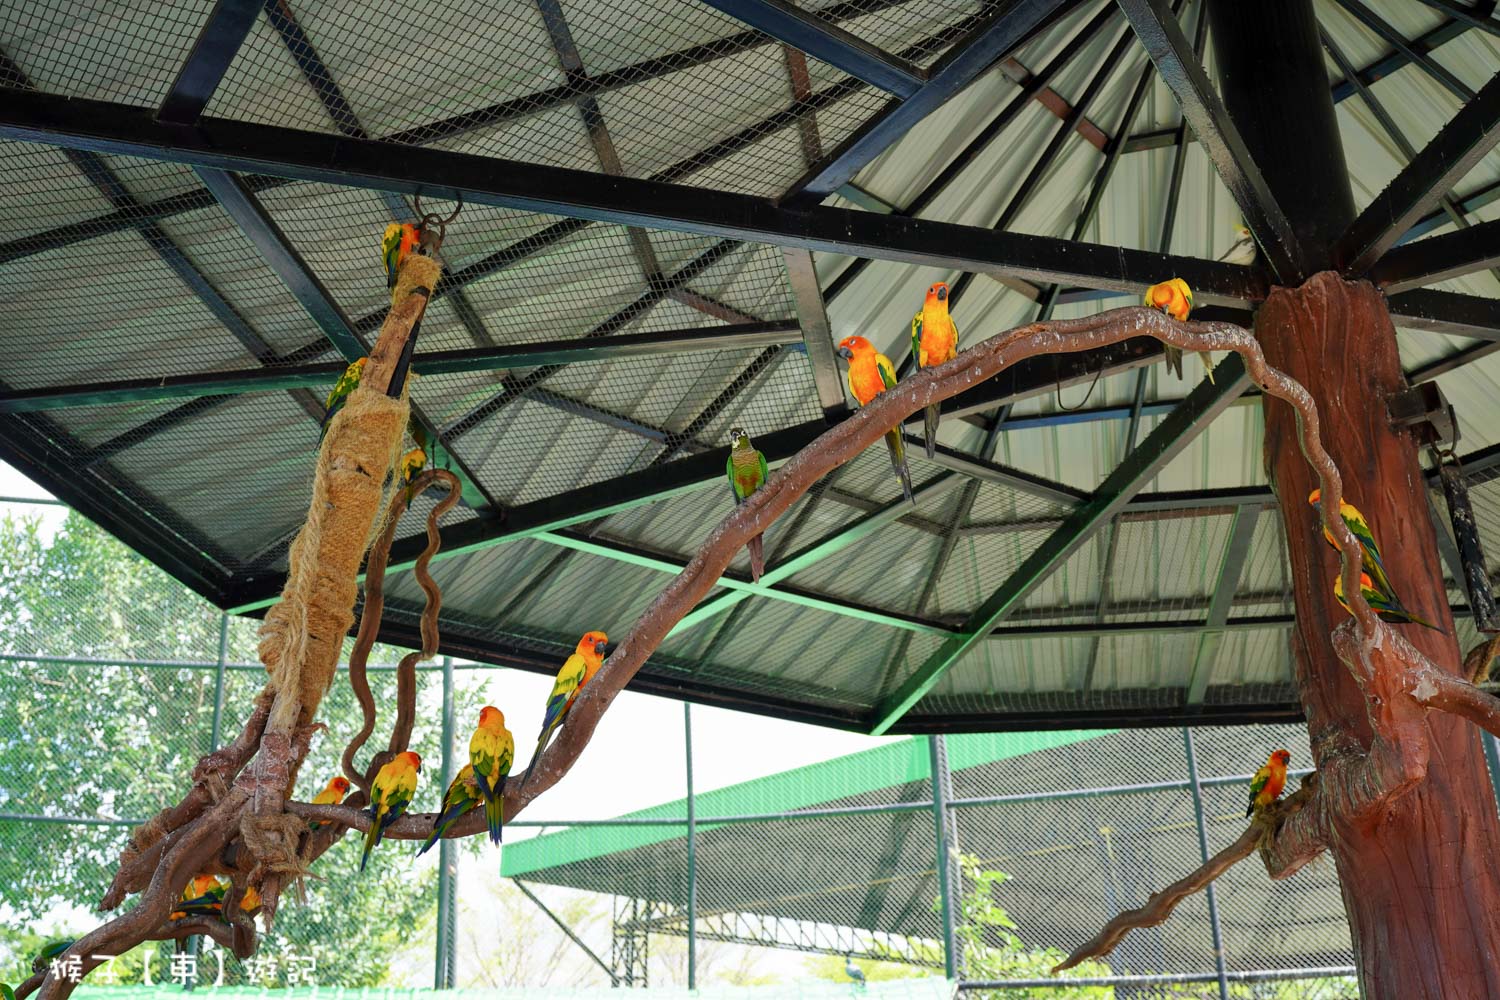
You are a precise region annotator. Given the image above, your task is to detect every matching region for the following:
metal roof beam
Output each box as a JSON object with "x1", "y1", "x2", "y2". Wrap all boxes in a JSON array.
[
  {"x1": 0, "y1": 322, "x2": 804, "y2": 413},
  {"x1": 1412, "y1": 0, "x2": 1500, "y2": 37},
  {"x1": 1336, "y1": 71, "x2": 1500, "y2": 274},
  {"x1": 1332, "y1": 0, "x2": 1475, "y2": 103},
  {"x1": 783, "y1": 249, "x2": 849, "y2": 419},
  {"x1": 1183, "y1": 506, "x2": 1261, "y2": 706},
  {"x1": 193, "y1": 167, "x2": 500, "y2": 510},
  {"x1": 1115, "y1": 0, "x2": 1308, "y2": 282},
  {"x1": 157, "y1": 0, "x2": 261, "y2": 123},
  {"x1": 1370, "y1": 219, "x2": 1500, "y2": 294},
  {"x1": 697, "y1": 0, "x2": 925, "y2": 96},
  {"x1": 0, "y1": 90, "x2": 1269, "y2": 302},
  {"x1": 663, "y1": 473, "x2": 965, "y2": 636},
  {"x1": 868, "y1": 353, "x2": 1253, "y2": 735},
  {"x1": 1385, "y1": 288, "x2": 1500, "y2": 342},
  {"x1": 788, "y1": 0, "x2": 1079, "y2": 200}
]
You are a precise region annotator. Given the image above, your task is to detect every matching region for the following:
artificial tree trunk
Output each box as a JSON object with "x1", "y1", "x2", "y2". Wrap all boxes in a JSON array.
[{"x1": 1260, "y1": 271, "x2": 1500, "y2": 997}]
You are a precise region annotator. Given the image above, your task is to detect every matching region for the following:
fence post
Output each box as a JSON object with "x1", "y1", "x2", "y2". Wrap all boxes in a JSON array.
[
  {"x1": 1182, "y1": 728, "x2": 1230, "y2": 1000},
  {"x1": 186, "y1": 613, "x2": 231, "y2": 991},
  {"x1": 434, "y1": 656, "x2": 457, "y2": 988},
  {"x1": 685, "y1": 702, "x2": 698, "y2": 990},
  {"x1": 928, "y1": 735, "x2": 959, "y2": 980}
]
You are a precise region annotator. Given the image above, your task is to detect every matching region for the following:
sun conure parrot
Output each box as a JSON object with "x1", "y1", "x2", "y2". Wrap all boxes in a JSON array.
[
  {"x1": 1306, "y1": 489, "x2": 1401, "y2": 604},
  {"x1": 400, "y1": 447, "x2": 427, "y2": 502},
  {"x1": 1143, "y1": 278, "x2": 1214, "y2": 383},
  {"x1": 1219, "y1": 224, "x2": 1257, "y2": 266},
  {"x1": 1245, "y1": 748, "x2": 1291, "y2": 817},
  {"x1": 319, "y1": 356, "x2": 367, "y2": 442},
  {"x1": 361, "y1": 750, "x2": 421, "y2": 872},
  {"x1": 4, "y1": 982, "x2": 17, "y2": 1000},
  {"x1": 382, "y1": 222, "x2": 419, "y2": 291},
  {"x1": 170, "y1": 874, "x2": 227, "y2": 919},
  {"x1": 1334, "y1": 571, "x2": 1442, "y2": 631},
  {"x1": 469, "y1": 705, "x2": 514, "y2": 846},
  {"x1": 31, "y1": 940, "x2": 75, "y2": 975},
  {"x1": 911, "y1": 282, "x2": 959, "y2": 460},
  {"x1": 521, "y1": 630, "x2": 609, "y2": 789},
  {"x1": 307, "y1": 775, "x2": 351, "y2": 832},
  {"x1": 418, "y1": 763, "x2": 483, "y2": 856},
  {"x1": 726, "y1": 427, "x2": 769, "y2": 582},
  {"x1": 836, "y1": 335, "x2": 914, "y2": 505}
]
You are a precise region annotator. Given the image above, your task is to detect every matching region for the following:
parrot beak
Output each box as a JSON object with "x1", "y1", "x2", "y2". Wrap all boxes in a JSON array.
[
  {"x1": 836, "y1": 345, "x2": 854, "y2": 361},
  {"x1": 595, "y1": 640, "x2": 610, "y2": 657},
  {"x1": 936, "y1": 285, "x2": 947, "y2": 301}
]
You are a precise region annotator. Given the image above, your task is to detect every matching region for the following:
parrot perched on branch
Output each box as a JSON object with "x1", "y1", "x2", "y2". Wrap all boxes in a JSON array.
[
  {"x1": 418, "y1": 763, "x2": 482, "y2": 856},
  {"x1": 1334, "y1": 571, "x2": 1442, "y2": 631},
  {"x1": 911, "y1": 282, "x2": 959, "y2": 460},
  {"x1": 31, "y1": 941, "x2": 75, "y2": 975},
  {"x1": 1143, "y1": 278, "x2": 1214, "y2": 383},
  {"x1": 726, "y1": 427, "x2": 769, "y2": 582},
  {"x1": 521, "y1": 630, "x2": 609, "y2": 789},
  {"x1": 1307, "y1": 489, "x2": 1401, "y2": 606},
  {"x1": 469, "y1": 705, "x2": 514, "y2": 846},
  {"x1": 836, "y1": 335, "x2": 914, "y2": 505},
  {"x1": 170, "y1": 874, "x2": 226, "y2": 919},
  {"x1": 361, "y1": 750, "x2": 421, "y2": 871},
  {"x1": 319, "y1": 357, "x2": 367, "y2": 441},
  {"x1": 307, "y1": 775, "x2": 351, "y2": 832},
  {"x1": 1245, "y1": 748, "x2": 1291, "y2": 817}
]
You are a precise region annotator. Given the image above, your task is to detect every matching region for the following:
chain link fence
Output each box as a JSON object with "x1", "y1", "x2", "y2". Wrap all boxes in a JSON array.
[{"x1": 10, "y1": 493, "x2": 1499, "y2": 997}]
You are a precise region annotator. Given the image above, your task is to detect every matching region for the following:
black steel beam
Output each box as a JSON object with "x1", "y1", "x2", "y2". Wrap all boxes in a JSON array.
[
  {"x1": 157, "y1": 0, "x2": 262, "y2": 123},
  {"x1": 782, "y1": 249, "x2": 849, "y2": 419},
  {"x1": 1370, "y1": 218, "x2": 1500, "y2": 294},
  {"x1": 1119, "y1": 0, "x2": 1309, "y2": 281},
  {"x1": 698, "y1": 0, "x2": 925, "y2": 96},
  {"x1": 1330, "y1": 14, "x2": 1475, "y2": 103},
  {"x1": 789, "y1": 0, "x2": 1077, "y2": 200},
  {"x1": 869, "y1": 353, "x2": 1254, "y2": 734},
  {"x1": 0, "y1": 322, "x2": 804, "y2": 413},
  {"x1": 0, "y1": 91, "x2": 1273, "y2": 301},
  {"x1": 1337, "y1": 71, "x2": 1500, "y2": 274},
  {"x1": 1412, "y1": 0, "x2": 1500, "y2": 37},
  {"x1": 1386, "y1": 288, "x2": 1500, "y2": 343}
]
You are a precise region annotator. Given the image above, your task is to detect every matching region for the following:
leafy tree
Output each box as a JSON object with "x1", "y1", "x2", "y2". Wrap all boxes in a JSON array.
[{"x1": 0, "y1": 511, "x2": 436, "y2": 987}]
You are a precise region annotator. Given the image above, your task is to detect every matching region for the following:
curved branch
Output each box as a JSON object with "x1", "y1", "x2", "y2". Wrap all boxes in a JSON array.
[
  {"x1": 499, "y1": 306, "x2": 1377, "y2": 823},
  {"x1": 386, "y1": 470, "x2": 458, "y2": 756}
]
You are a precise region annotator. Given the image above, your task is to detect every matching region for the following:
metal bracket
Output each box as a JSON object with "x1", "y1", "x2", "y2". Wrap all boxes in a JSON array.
[{"x1": 1388, "y1": 381, "x2": 1458, "y2": 449}]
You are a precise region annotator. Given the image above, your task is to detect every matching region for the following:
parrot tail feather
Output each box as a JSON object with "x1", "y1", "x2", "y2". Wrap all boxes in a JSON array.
[
  {"x1": 473, "y1": 769, "x2": 492, "y2": 802},
  {"x1": 486, "y1": 791, "x2": 504, "y2": 846},
  {"x1": 1199, "y1": 352, "x2": 1215, "y2": 384},
  {"x1": 417, "y1": 828, "x2": 440, "y2": 857},
  {"x1": 885, "y1": 429, "x2": 914, "y2": 506},
  {"x1": 923, "y1": 404, "x2": 940, "y2": 461},
  {"x1": 748, "y1": 533, "x2": 764, "y2": 583}
]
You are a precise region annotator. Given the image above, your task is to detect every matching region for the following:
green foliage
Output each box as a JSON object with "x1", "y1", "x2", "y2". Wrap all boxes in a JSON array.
[
  {"x1": 948, "y1": 854, "x2": 1112, "y2": 999},
  {"x1": 0, "y1": 511, "x2": 436, "y2": 987}
]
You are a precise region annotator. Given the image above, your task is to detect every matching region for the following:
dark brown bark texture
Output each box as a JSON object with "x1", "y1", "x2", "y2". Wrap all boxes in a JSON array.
[{"x1": 1260, "y1": 272, "x2": 1500, "y2": 998}]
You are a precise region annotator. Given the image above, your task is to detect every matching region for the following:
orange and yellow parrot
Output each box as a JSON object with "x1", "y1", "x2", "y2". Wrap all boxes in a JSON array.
[
  {"x1": 521, "y1": 630, "x2": 609, "y2": 788},
  {"x1": 382, "y1": 222, "x2": 419, "y2": 291},
  {"x1": 361, "y1": 750, "x2": 421, "y2": 871},
  {"x1": 1245, "y1": 748, "x2": 1291, "y2": 817},
  {"x1": 1307, "y1": 489, "x2": 1400, "y2": 603},
  {"x1": 836, "y1": 335, "x2": 914, "y2": 505},
  {"x1": 470, "y1": 706, "x2": 514, "y2": 846},
  {"x1": 307, "y1": 775, "x2": 351, "y2": 832},
  {"x1": 418, "y1": 763, "x2": 483, "y2": 856},
  {"x1": 1334, "y1": 571, "x2": 1442, "y2": 631},
  {"x1": 239, "y1": 884, "x2": 262, "y2": 913},
  {"x1": 726, "y1": 427, "x2": 769, "y2": 582},
  {"x1": 911, "y1": 282, "x2": 959, "y2": 460},
  {"x1": 319, "y1": 357, "x2": 367, "y2": 441},
  {"x1": 1144, "y1": 278, "x2": 1213, "y2": 383},
  {"x1": 171, "y1": 874, "x2": 226, "y2": 919}
]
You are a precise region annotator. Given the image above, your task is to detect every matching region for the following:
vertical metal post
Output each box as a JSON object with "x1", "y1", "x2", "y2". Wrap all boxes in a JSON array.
[
  {"x1": 928, "y1": 735, "x2": 959, "y2": 980},
  {"x1": 684, "y1": 702, "x2": 698, "y2": 990},
  {"x1": 434, "y1": 656, "x2": 457, "y2": 989},
  {"x1": 1182, "y1": 728, "x2": 1231, "y2": 1000},
  {"x1": 1483, "y1": 732, "x2": 1500, "y2": 813},
  {"x1": 187, "y1": 612, "x2": 231, "y2": 991}
]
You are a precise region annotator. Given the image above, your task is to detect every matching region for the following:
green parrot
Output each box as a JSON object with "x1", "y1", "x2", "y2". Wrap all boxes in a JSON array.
[
  {"x1": 727, "y1": 427, "x2": 769, "y2": 582},
  {"x1": 418, "y1": 763, "x2": 483, "y2": 856},
  {"x1": 319, "y1": 357, "x2": 367, "y2": 441}
]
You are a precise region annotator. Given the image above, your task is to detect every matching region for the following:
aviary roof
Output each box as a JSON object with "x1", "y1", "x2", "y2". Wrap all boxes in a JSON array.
[{"x1": 0, "y1": 0, "x2": 1497, "y2": 733}]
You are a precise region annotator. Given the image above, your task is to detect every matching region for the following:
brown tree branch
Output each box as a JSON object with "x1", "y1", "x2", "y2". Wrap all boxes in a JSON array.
[{"x1": 1056, "y1": 780, "x2": 1319, "y2": 972}]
